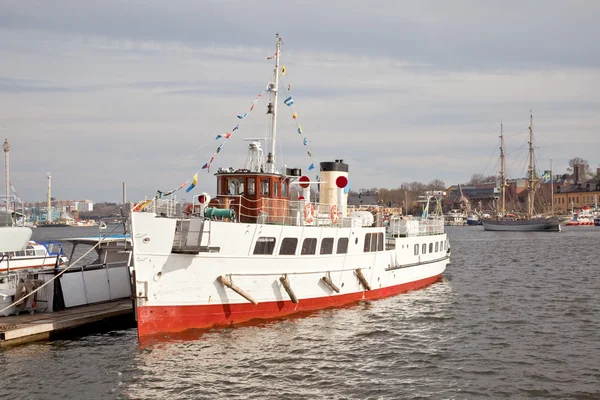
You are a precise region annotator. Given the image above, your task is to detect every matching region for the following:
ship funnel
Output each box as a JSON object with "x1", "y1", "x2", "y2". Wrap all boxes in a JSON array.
[{"x1": 319, "y1": 160, "x2": 349, "y2": 217}]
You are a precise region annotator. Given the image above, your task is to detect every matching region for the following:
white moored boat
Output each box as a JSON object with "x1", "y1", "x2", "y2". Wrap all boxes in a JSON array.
[{"x1": 129, "y1": 34, "x2": 450, "y2": 339}]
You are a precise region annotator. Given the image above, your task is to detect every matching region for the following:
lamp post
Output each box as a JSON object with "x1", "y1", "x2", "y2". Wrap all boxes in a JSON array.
[
  {"x1": 2, "y1": 139, "x2": 9, "y2": 219},
  {"x1": 47, "y1": 173, "x2": 51, "y2": 223}
]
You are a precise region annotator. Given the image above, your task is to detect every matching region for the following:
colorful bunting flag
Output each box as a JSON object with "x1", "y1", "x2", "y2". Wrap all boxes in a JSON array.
[
  {"x1": 186, "y1": 173, "x2": 198, "y2": 193},
  {"x1": 233, "y1": 125, "x2": 239, "y2": 132},
  {"x1": 308, "y1": 163, "x2": 314, "y2": 171},
  {"x1": 216, "y1": 133, "x2": 232, "y2": 140},
  {"x1": 297, "y1": 126, "x2": 302, "y2": 134},
  {"x1": 216, "y1": 143, "x2": 224, "y2": 153},
  {"x1": 288, "y1": 83, "x2": 291, "y2": 91},
  {"x1": 292, "y1": 112, "x2": 297, "y2": 119},
  {"x1": 237, "y1": 113, "x2": 248, "y2": 119},
  {"x1": 133, "y1": 199, "x2": 153, "y2": 211},
  {"x1": 281, "y1": 65, "x2": 286, "y2": 76},
  {"x1": 303, "y1": 137, "x2": 307, "y2": 146},
  {"x1": 267, "y1": 52, "x2": 277, "y2": 60}
]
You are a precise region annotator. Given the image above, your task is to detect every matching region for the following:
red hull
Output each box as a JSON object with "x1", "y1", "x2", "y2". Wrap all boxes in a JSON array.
[{"x1": 137, "y1": 274, "x2": 442, "y2": 338}]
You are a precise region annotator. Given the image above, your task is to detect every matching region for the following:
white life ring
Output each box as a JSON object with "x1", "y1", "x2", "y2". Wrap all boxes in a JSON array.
[
  {"x1": 330, "y1": 205, "x2": 339, "y2": 224},
  {"x1": 304, "y1": 203, "x2": 315, "y2": 223}
]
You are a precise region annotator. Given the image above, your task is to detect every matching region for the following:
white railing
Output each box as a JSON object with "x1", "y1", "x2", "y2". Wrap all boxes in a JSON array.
[{"x1": 387, "y1": 216, "x2": 445, "y2": 237}]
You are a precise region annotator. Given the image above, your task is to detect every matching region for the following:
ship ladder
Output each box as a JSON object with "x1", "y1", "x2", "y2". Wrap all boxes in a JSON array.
[
  {"x1": 217, "y1": 275, "x2": 258, "y2": 305},
  {"x1": 354, "y1": 268, "x2": 371, "y2": 291}
]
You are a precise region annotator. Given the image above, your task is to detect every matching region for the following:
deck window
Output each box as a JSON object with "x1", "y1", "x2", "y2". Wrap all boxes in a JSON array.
[
  {"x1": 377, "y1": 233, "x2": 384, "y2": 251},
  {"x1": 274, "y1": 181, "x2": 279, "y2": 197},
  {"x1": 364, "y1": 233, "x2": 372, "y2": 252},
  {"x1": 320, "y1": 238, "x2": 334, "y2": 255},
  {"x1": 301, "y1": 238, "x2": 318, "y2": 255},
  {"x1": 337, "y1": 238, "x2": 349, "y2": 254},
  {"x1": 279, "y1": 238, "x2": 298, "y2": 255},
  {"x1": 282, "y1": 181, "x2": 288, "y2": 197},
  {"x1": 414, "y1": 244, "x2": 419, "y2": 255},
  {"x1": 422, "y1": 243, "x2": 427, "y2": 254},
  {"x1": 253, "y1": 237, "x2": 276, "y2": 255},
  {"x1": 260, "y1": 179, "x2": 270, "y2": 196},
  {"x1": 247, "y1": 178, "x2": 256, "y2": 195},
  {"x1": 429, "y1": 243, "x2": 433, "y2": 253},
  {"x1": 435, "y1": 242, "x2": 439, "y2": 252}
]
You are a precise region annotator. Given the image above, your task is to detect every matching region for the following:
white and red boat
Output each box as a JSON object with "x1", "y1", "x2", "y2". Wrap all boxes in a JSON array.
[
  {"x1": 566, "y1": 206, "x2": 596, "y2": 226},
  {"x1": 0, "y1": 227, "x2": 67, "y2": 273},
  {"x1": 129, "y1": 35, "x2": 450, "y2": 339}
]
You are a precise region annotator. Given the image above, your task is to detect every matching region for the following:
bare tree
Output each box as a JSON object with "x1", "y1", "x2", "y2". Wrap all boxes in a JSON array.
[
  {"x1": 567, "y1": 157, "x2": 592, "y2": 178},
  {"x1": 467, "y1": 173, "x2": 496, "y2": 185},
  {"x1": 427, "y1": 179, "x2": 446, "y2": 190}
]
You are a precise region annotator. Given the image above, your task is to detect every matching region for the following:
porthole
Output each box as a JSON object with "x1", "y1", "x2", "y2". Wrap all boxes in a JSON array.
[
  {"x1": 355, "y1": 238, "x2": 358, "y2": 245},
  {"x1": 341, "y1": 282, "x2": 345, "y2": 287},
  {"x1": 142, "y1": 237, "x2": 151, "y2": 244}
]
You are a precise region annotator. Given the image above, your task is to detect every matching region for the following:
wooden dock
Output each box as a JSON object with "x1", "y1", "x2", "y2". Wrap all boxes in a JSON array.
[{"x1": 0, "y1": 300, "x2": 134, "y2": 347}]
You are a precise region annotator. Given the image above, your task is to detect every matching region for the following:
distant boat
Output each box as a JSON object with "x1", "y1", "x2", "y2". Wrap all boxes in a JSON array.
[
  {"x1": 444, "y1": 209, "x2": 467, "y2": 226},
  {"x1": 466, "y1": 214, "x2": 482, "y2": 226},
  {"x1": 565, "y1": 206, "x2": 596, "y2": 226},
  {"x1": 482, "y1": 114, "x2": 561, "y2": 232}
]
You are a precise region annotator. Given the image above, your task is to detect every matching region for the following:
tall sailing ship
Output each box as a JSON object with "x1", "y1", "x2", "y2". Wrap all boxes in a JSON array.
[
  {"x1": 482, "y1": 114, "x2": 561, "y2": 232},
  {"x1": 129, "y1": 35, "x2": 450, "y2": 339}
]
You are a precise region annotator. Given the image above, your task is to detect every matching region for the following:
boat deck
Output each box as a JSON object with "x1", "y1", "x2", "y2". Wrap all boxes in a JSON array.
[{"x1": 0, "y1": 300, "x2": 133, "y2": 347}]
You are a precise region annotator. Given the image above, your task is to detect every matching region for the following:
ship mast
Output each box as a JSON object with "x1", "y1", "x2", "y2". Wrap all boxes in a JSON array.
[
  {"x1": 550, "y1": 158, "x2": 554, "y2": 216},
  {"x1": 527, "y1": 110, "x2": 534, "y2": 219},
  {"x1": 499, "y1": 122, "x2": 506, "y2": 216},
  {"x1": 266, "y1": 33, "x2": 282, "y2": 174}
]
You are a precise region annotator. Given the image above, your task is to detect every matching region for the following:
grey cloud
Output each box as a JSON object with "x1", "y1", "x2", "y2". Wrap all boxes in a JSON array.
[
  {"x1": 1, "y1": 1, "x2": 599, "y2": 70},
  {"x1": 0, "y1": 77, "x2": 70, "y2": 93}
]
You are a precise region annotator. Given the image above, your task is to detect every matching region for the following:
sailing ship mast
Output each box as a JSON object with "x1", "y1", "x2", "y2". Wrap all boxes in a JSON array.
[
  {"x1": 550, "y1": 158, "x2": 554, "y2": 216},
  {"x1": 527, "y1": 110, "x2": 534, "y2": 219},
  {"x1": 266, "y1": 33, "x2": 282, "y2": 174},
  {"x1": 499, "y1": 122, "x2": 506, "y2": 217}
]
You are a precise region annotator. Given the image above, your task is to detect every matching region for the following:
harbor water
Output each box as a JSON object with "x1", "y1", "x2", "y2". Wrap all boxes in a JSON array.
[{"x1": 1, "y1": 226, "x2": 599, "y2": 399}]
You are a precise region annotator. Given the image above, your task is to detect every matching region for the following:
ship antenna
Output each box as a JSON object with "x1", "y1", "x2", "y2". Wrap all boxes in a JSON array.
[{"x1": 267, "y1": 33, "x2": 282, "y2": 174}]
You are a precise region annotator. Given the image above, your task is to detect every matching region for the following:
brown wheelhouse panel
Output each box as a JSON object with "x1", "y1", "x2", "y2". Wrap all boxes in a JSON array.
[{"x1": 211, "y1": 171, "x2": 291, "y2": 224}]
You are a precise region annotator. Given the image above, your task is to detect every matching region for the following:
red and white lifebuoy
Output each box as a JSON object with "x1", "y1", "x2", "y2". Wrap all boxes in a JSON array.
[
  {"x1": 330, "y1": 205, "x2": 339, "y2": 224},
  {"x1": 304, "y1": 203, "x2": 315, "y2": 223}
]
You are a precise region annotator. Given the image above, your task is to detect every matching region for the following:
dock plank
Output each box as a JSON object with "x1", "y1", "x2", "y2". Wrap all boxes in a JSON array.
[{"x1": 0, "y1": 300, "x2": 133, "y2": 345}]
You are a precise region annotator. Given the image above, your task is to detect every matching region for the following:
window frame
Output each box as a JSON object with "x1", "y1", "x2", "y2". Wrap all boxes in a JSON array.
[
  {"x1": 279, "y1": 237, "x2": 298, "y2": 255},
  {"x1": 337, "y1": 238, "x2": 349, "y2": 254},
  {"x1": 253, "y1": 237, "x2": 277, "y2": 255},
  {"x1": 320, "y1": 237, "x2": 334, "y2": 255},
  {"x1": 301, "y1": 238, "x2": 318, "y2": 255}
]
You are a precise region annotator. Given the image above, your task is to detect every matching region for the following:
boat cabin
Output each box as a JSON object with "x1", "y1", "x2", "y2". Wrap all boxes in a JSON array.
[{"x1": 211, "y1": 167, "x2": 301, "y2": 224}]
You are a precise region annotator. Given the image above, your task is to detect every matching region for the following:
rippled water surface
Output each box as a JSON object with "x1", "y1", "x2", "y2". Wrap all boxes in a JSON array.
[{"x1": 1, "y1": 226, "x2": 599, "y2": 399}]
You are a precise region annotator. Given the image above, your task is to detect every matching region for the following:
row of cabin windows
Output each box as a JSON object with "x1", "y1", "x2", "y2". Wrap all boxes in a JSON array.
[
  {"x1": 413, "y1": 240, "x2": 446, "y2": 256},
  {"x1": 221, "y1": 177, "x2": 288, "y2": 197},
  {"x1": 253, "y1": 237, "x2": 349, "y2": 256},
  {"x1": 1, "y1": 249, "x2": 44, "y2": 258},
  {"x1": 557, "y1": 195, "x2": 598, "y2": 205},
  {"x1": 363, "y1": 233, "x2": 384, "y2": 252}
]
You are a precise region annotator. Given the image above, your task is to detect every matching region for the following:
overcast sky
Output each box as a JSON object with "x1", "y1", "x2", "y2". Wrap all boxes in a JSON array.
[{"x1": 2, "y1": 0, "x2": 599, "y2": 203}]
